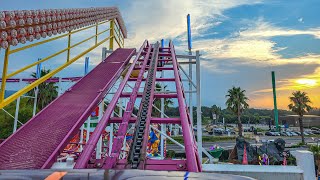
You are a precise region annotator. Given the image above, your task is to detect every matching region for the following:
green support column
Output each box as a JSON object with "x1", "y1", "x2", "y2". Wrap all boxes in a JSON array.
[{"x1": 272, "y1": 71, "x2": 279, "y2": 131}]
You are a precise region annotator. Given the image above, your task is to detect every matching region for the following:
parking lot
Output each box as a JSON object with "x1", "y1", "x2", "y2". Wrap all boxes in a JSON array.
[{"x1": 194, "y1": 124, "x2": 320, "y2": 137}]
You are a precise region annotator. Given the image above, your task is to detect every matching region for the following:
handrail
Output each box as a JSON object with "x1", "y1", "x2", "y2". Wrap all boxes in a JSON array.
[
  {"x1": 0, "y1": 7, "x2": 127, "y2": 108},
  {"x1": 0, "y1": 35, "x2": 113, "y2": 109},
  {"x1": 9, "y1": 20, "x2": 109, "y2": 54},
  {"x1": 7, "y1": 28, "x2": 111, "y2": 78}
]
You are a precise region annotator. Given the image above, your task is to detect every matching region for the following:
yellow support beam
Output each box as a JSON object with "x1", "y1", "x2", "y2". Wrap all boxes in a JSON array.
[
  {"x1": 0, "y1": 36, "x2": 113, "y2": 109},
  {"x1": 109, "y1": 19, "x2": 114, "y2": 50},
  {"x1": 67, "y1": 32, "x2": 71, "y2": 62},
  {"x1": 95, "y1": 23, "x2": 98, "y2": 45},
  {"x1": 0, "y1": 47, "x2": 10, "y2": 102},
  {"x1": 7, "y1": 28, "x2": 110, "y2": 78}
]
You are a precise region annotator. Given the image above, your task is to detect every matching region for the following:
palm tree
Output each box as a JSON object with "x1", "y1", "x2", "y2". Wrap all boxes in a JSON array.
[
  {"x1": 28, "y1": 68, "x2": 58, "y2": 110},
  {"x1": 226, "y1": 86, "x2": 249, "y2": 136},
  {"x1": 288, "y1": 91, "x2": 312, "y2": 144},
  {"x1": 152, "y1": 83, "x2": 174, "y2": 117},
  {"x1": 211, "y1": 105, "x2": 222, "y2": 124}
]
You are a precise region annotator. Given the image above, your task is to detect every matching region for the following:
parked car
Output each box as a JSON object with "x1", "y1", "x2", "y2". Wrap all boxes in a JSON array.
[
  {"x1": 306, "y1": 131, "x2": 314, "y2": 135},
  {"x1": 265, "y1": 131, "x2": 272, "y2": 136},
  {"x1": 265, "y1": 131, "x2": 276, "y2": 136},
  {"x1": 224, "y1": 129, "x2": 236, "y2": 135},
  {"x1": 311, "y1": 127, "x2": 320, "y2": 131},
  {"x1": 214, "y1": 128, "x2": 224, "y2": 135},
  {"x1": 285, "y1": 132, "x2": 293, "y2": 136},
  {"x1": 274, "y1": 132, "x2": 281, "y2": 136},
  {"x1": 193, "y1": 126, "x2": 206, "y2": 132},
  {"x1": 290, "y1": 132, "x2": 298, "y2": 136},
  {"x1": 280, "y1": 132, "x2": 287, "y2": 136},
  {"x1": 294, "y1": 131, "x2": 301, "y2": 136},
  {"x1": 312, "y1": 130, "x2": 320, "y2": 135},
  {"x1": 303, "y1": 132, "x2": 309, "y2": 136}
]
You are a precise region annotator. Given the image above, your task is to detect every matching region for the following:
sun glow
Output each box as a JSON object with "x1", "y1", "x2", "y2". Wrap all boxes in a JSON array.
[{"x1": 296, "y1": 79, "x2": 317, "y2": 87}]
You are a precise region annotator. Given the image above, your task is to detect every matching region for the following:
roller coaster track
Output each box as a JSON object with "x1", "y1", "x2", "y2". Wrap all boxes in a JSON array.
[{"x1": 0, "y1": 40, "x2": 201, "y2": 172}]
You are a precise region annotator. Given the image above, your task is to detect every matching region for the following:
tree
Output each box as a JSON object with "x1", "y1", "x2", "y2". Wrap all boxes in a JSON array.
[
  {"x1": 225, "y1": 86, "x2": 249, "y2": 136},
  {"x1": 152, "y1": 83, "x2": 174, "y2": 117},
  {"x1": 28, "y1": 68, "x2": 58, "y2": 111},
  {"x1": 211, "y1": 105, "x2": 222, "y2": 124},
  {"x1": 288, "y1": 91, "x2": 312, "y2": 144}
]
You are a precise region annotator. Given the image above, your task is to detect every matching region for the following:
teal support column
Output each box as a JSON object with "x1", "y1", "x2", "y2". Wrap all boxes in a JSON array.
[{"x1": 272, "y1": 71, "x2": 279, "y2": 131}]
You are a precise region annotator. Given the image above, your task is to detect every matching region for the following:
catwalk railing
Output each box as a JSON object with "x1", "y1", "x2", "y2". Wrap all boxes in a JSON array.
[{"x1": 0, "y1": 7, "x2": 126, "y2": 109}]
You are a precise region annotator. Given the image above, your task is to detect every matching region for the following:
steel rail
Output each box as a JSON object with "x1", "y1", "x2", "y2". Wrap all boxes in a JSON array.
[
  {"x1": 74, "y1": 40, "x2": 149, "y2": 168},
  {"x1": 130, "y1": 42, "x2": 160, "y2": 169},
  {"x1": 169, "y1": 41, "x2": 201, "y2": 172},
  {"x1": 103, "y1": 43, "x2": 152, "y2": 169}
]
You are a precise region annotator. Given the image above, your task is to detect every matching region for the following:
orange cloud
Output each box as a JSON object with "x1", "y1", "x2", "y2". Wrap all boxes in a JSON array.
[{"x1": 249, "y1": 88, "x2": 320, "y2": 110}]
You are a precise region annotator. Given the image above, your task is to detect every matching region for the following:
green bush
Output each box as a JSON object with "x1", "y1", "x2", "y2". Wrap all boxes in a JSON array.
[
  {"x1": 166, "y1": 150, "x2": 176, "y2": 158},
  {"x1": 290, "y1": 142, "x2": 307, "y2": 148},
  {"x1": 255, "y1": 128, "x2": 264, "y2": 132},
  {"x1": 309, "y1": 145, "x2": 320, "y2": 156}
]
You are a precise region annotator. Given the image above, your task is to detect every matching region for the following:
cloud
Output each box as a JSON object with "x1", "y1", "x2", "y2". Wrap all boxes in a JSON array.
[
  {"x1": 191, "y1": 18, "x2": 320, "y2": 71},
  {"x1": 238, "y1": 18, "x2": 320, "y2": 39},
  {"x1": 253, "y1": 67, "x2": 320, "y2": 94},
  {"x1": 124, "y1": 0, "x2": 263, "y2": 48}
]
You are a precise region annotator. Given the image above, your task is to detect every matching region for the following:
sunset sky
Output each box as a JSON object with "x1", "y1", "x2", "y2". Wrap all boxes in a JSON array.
[{"x1": 0, "y1": 0, "x2": 319, "y2": 110}]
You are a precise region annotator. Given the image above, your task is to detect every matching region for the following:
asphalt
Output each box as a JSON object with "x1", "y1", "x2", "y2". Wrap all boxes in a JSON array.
[{"x1": 166, "y1": 136, "x2": 314, "y2": 153}]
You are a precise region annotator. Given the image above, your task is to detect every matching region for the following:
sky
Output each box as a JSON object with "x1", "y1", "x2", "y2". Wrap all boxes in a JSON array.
[{"x1": 0, "y1": 0, "x2": 319, "y2": 110}]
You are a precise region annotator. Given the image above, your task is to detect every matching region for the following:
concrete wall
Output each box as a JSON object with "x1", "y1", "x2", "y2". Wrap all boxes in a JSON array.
[
  {"x1": 203, "y1": 150, "x2": 316, "y2": 180},
  {"x1": 203, "y1": 164, "x2": 304, "y2": 180}
]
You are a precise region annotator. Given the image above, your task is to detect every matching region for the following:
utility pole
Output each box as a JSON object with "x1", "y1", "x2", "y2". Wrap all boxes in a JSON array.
[{"x1": 271, "y1": 71, "x2": 279, "y2": 131}]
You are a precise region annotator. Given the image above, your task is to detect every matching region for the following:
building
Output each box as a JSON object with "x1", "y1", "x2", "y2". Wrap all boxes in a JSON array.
[{"x1": 279, "y1": 115, "x2": 320, "y2": 127}]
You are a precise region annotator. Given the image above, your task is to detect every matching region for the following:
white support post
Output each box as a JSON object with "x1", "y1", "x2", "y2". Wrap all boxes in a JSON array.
[
  {"x1": 151, "y1": 126, "x2": 184, "y2": 149},
  {"x1": 32, "y1": 87, "x2": 38, "y2": 116},
  {"x1": 80, "y1": 125, "x2": 84, "y2": 151},
  {"x1": 96, "y1": 101, "x2": 104, "y2": 159},
  {"x1": 160, "y1": 70, "x2": 165, "y2": 157},
  {"x1": 13, "y1": 78, "x2": 22, "y2": 133},
  {"x1": 102, "y1": 47, "x2": 107, "y2": 61},
  {"x1": 13, "y1": 97, "x2": 20, "y2": 132},
  {"x1": 196, "y1": 50, "x2": 202, "y2": 161},
  {"x1": 33, "y1": 59, "x2": 41, "y2": 116},
  {"x1": 86, "y1": 116, "x2": 91, "y2": 142},
  {"x1": 13, "y1": 96, "x2": 21, "y2": 132},
  {"x1": 108, "y1": 86, "x2": 115, "y2": 156},
  {"x1": 119, "y1": 77, "x2": 123, "y2": 118},
  {"x1": 108, "y1": 122, "x2": 114, "y2": 156},
  {"x1": 58, "y1": 77, "x2": 63, "y2": 96},
  {"x1": 82, "y1": 56, "x2": 90, "y2": 150},
  {"x1": 188, "y1": 50, "x2": 193, "y2": 128}
]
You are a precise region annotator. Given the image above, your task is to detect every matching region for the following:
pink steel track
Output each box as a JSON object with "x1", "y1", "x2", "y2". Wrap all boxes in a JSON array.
[
  {"x1": 0, "y1": 48, "x2": 135, "y2": 169},
  {"x1": 0, "y1": 41, "x2": 201, "y2": 172}
]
